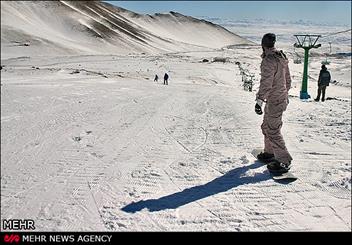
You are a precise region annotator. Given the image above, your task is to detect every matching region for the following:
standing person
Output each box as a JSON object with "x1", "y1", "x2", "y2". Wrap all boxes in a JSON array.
[
  {"x1": 164, "y1": 73, "x2": 169, "y2": 85},
  {"x1": 154, "y1": 74, "x2": 159, "y2": 82},
  {"x1": 314, "y1": 65, "x2": 331, "y2": 102},
  {"x1": 254, "y1": 33, "x2": 293, "y2": 174}
]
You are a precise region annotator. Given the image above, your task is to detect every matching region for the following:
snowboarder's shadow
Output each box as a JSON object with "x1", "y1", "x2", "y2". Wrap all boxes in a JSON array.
[{"x1": 121, "y1": 161, "x2": 271, "y2": 213}]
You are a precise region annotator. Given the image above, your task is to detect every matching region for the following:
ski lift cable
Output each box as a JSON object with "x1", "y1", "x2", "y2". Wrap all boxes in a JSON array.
[
  {"x1": 319, "y1": 29, "x2": 351, "y2": 38},
  {"x1": 272, "y1": 29, "x2": 350, "y2": 40}
]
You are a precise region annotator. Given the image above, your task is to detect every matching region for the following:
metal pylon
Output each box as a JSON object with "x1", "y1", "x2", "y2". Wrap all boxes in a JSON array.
[{"x1": 293, "y1": 35, "x2": 321, "y2": 99}]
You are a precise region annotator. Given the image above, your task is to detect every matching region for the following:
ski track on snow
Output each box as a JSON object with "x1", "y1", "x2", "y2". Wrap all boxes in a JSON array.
[{"x1": 1, "y1": 48, "x2": 351, "y2": 231}]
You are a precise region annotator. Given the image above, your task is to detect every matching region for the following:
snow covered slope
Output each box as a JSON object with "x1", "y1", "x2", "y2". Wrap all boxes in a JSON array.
[
  {"x1": 1, "y1": 0, "x2": 350, "y2": 232},
  {"x1": 1, "y1": 1, "x2": 252, "y2": 58},
  {"x1": 1, "y1": 49, "x2": 350, "y2": 231}
]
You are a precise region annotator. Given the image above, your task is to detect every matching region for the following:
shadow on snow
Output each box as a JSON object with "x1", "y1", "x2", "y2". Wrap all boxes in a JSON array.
[{"x1": 121, "y1": 161, "x2": 272, "y2": 213}]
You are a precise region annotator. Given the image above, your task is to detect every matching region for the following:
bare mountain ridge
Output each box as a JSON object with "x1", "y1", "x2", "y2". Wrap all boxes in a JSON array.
[{"x1": 1, "y1": 1, "x2": 252, "y2": 56}]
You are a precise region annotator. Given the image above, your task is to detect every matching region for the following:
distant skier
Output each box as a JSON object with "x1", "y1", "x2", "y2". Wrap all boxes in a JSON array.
[
  {"x1": 255, "y1": 33, "x2": 293, "y2": 174},
  {"x1": 314, "y1": 65, "x2": 331, "y2": 102},
  {"x1": 154, "y1": 74, "x2": 159, "y2": 82},
  {"x1": 164, "y1": 73, "x2": 169, "y2": 85}
]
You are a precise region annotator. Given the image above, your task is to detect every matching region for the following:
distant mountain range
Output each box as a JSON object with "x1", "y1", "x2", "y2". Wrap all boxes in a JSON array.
[
  {"x1": 199, "y1": 17, "x2": 351, "y2": 28},
  {"x1": 198, "y1": 16, "x2": 351, "y2": 47}
]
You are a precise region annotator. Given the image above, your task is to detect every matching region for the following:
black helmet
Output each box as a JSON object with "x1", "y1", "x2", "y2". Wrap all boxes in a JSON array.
[
  {"x1": 321, "y1": 64, "x2": 327, "y2": 70},
  {"x1": 261, "y1": 33, "x2": 276, "y2": 48}
]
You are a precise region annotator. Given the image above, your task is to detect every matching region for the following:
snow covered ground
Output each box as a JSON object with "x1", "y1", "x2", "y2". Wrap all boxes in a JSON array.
[{"x1": 1, "y1": 1, "x2": 351, "y2": 231}]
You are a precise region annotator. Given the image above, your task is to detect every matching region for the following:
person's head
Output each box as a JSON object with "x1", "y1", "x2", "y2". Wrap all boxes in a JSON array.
[
  {"x1": 261, "y1": 33, "x2": 276, "y2": 48},
  {"x1": 321, "y1": 64, "x2": 327, "y2": 70}
]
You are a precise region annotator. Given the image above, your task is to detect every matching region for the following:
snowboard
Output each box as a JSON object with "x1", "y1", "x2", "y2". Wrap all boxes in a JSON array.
[{"x1": 251, "y1": 148, "x2": 298, "y2": 182}]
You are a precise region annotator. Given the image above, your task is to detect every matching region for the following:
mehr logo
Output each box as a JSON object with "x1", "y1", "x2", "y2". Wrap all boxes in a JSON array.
[
  {"x1": 3, "y1": 234, "x2": 20, "y2": 244},
  {"x1": 2, "y1": 219, "x2": 35, "y2": 230}
]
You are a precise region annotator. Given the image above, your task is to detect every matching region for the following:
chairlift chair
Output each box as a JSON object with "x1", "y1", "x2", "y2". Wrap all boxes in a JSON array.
[
  {"x1": 293, "y1": 46, "x2": 302, "y2": 64},
  {"x1": 321, "y1": 42, "x2": 332, "y2": 65}
]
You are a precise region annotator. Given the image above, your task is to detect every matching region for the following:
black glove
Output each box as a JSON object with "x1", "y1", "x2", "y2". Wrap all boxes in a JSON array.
[
  {"x1": 255, "y1": 103, "x2": 263, "y2": 115},
  {"x1": 255, "y1": 99, "x2": 264, "y2": 115}
]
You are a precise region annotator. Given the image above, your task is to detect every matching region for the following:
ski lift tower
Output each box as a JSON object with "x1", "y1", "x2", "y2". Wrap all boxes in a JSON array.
[{"x1": 294, "y1": 35, "x2": 321, "y2": 99}]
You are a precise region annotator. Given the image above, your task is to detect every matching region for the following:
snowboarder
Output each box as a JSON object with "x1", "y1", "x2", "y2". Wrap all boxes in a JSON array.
[
  {"x1": 154, "y1": 74, "x2": 159, "y2": 82},
  {"x1": 314, "y1": 65, "x2": 331, "y2": 102},
  {"x1": 255, "y1": 33, "x2": 293, "y2": 174},
  {"x1": 164, "y1": 73, "x2": 169, "y2": 85}
]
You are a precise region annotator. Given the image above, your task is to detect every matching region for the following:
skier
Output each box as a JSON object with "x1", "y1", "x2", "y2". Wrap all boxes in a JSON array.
[
  {"x1": 255, "y1": 33, "x2": 293, "y2": 173},
  {"x1": 164, "y1": 73, "x2": 169, "y2": 85},
  {"x1": 314, "y1": 65, "x2": 331, "y2": 102},
  {"x1": 154, "y1": 74, "x2": 159, "y2": 82}
]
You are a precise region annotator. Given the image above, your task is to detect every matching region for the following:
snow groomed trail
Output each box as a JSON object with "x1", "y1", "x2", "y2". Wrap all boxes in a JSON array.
[{"x1": 1, "y1": 51, "x2": 351, "y2": 231}]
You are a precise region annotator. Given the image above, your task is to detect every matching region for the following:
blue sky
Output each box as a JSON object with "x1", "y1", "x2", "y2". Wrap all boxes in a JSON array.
[{"x1": 105, "y1": 1, "x2": 351, "y2": 25}]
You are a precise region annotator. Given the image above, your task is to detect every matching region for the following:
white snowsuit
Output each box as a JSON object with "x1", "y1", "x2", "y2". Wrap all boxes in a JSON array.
[{"x1": 256, "y1": 47, "x2": 293, "y2": 164}]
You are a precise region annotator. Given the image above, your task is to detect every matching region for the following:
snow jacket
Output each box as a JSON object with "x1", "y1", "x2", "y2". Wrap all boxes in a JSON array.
[
  {"x1": 256, "y1": 47, "x2": 291, "y2": 104},
  {"x1": 318, "y1": 69, "x2": 331, "y2": 86}
]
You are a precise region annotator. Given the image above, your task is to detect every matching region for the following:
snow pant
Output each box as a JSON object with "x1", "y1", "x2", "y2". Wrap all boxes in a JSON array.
[
  {"x1": 164, "y1": 79, "x2": 168, "y2": 85},
  {"x1": 316, "y1": 85, "x2": 327, "y2": 101},
  {"x1": 261, "y1": 100, "x2": 293, "y2": 164}
]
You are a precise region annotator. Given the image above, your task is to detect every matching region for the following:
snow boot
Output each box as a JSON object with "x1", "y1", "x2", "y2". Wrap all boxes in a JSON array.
[{"x1": 267, "y1": 160, "x2": 291, "y2": 174}]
